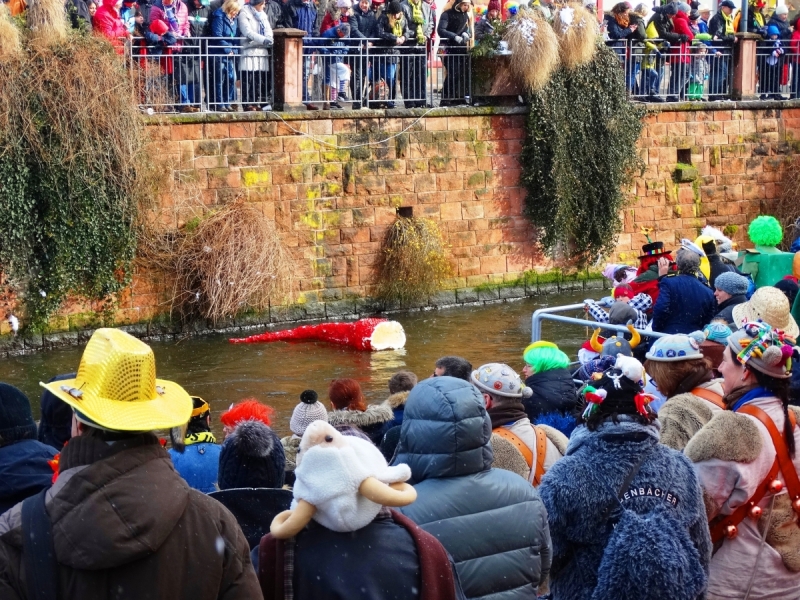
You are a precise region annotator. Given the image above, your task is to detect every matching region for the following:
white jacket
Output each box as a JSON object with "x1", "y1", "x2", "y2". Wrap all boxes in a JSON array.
[
  {"x1": 237, "y1": 4, "x2": 273, "y2": 71},
  {"x1": 686, "y1": 395, "x2": 800, "y2": 600}
]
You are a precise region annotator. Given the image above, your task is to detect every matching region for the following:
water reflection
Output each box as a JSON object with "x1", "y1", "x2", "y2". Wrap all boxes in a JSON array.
[{"x1": 0, "y1": 291, "x2": 594, "y2": 437}]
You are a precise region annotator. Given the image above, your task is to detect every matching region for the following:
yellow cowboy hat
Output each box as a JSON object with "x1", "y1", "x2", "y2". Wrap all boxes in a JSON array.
[{"x1": 40, "y1": 328, "x2": 192, "y2": 431}]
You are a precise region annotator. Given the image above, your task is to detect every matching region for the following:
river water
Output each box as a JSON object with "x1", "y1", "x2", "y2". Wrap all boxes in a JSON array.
[{"x1": 0, "y1": 291, "x2": 593, "y2": 438}]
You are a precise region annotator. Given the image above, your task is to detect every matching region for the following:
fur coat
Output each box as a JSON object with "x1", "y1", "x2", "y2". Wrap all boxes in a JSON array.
[
  {"x1": 490, "y1": 421, "x2": 567, "y2": 484},
  {"x1": 327, "y1": 404, "x2": 394, "y2": 445},
  {"x1": 657, "y1": 379, "x2": 725, "y2": 451},
  {"x1": 686, "y1": 398, "x2": 800, "y2": 600},
  {"x1": 538, "y1": 417, "x2": 711, "y2": 600}
]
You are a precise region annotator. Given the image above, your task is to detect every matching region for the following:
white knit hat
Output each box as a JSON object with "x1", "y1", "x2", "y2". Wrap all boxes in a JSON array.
[{"x1": 290, "y1": 390, "x2": 328, "y2": 436}]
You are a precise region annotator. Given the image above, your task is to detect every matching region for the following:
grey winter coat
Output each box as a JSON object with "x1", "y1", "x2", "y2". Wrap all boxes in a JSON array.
[
  {"x1": 538, "y1": 417, "x2": 711, "y2": 600},
  {"x1": 238, "y1": 5, "x2": 273, "y2": 71},
  {"x1": 394, "y1": 376, "x2": 552, "y2": 600}
]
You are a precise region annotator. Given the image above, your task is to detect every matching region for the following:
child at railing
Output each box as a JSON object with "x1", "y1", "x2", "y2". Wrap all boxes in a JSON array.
[
  {"x1": 760, "y1": 24, "x2": 785, "y2": 100},
  {"x1": 688, "y1": 42, "x2": 709, "y2": 100}
]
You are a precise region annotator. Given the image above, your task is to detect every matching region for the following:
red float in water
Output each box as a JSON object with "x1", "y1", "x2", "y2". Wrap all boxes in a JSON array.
[{"x1": 229, "y1": 318, "x2": 406, "y2": 351}]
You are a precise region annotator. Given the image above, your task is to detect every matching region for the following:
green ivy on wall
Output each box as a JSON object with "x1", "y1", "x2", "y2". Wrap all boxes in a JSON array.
[
  {"x1": 0, "y1": 32, "x2": 147, "y2": 329},
  {"x1": 520, "y1": 44, "x2": 645, "y2": 265}
]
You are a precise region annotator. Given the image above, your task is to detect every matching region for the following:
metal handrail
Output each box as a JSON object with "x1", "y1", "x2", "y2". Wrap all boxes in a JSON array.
[{"x1": 530, "y1": 303, "x2": 670, "y2": 343}]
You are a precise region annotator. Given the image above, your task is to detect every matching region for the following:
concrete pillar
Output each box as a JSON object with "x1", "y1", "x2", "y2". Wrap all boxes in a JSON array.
[
  {"x1": 732, "y1": 33, "x2": 760, "y2": 101},
  {"x1": 273, "y1": 28, "x2": 307, "y2": 111}
]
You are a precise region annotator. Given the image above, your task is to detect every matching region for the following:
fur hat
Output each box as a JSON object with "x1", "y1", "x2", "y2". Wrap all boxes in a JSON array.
[
  {"x1": 0, "y1": 384, "x2": 37, "y2": 445},
  {"x1": 471, "y1": 363, "x2": 533, "y2": 398},
  {"x1": 646, "y1": 333, "x2": 705, "y2": 362},
  {"x1": 218, "y1": 420, "x2": 285, "y2": 490},
  {"x1": 714, "y1": 272, "x2": 749, "y2": 296},
  {"x1": 727, "y1": 321, "x2": 797, "y2": 379},
  {"x1": 732, "y1": 286, "x2": 799, "y2": 338},
  {"x1": 290, "y1": 390, "x2": 327, "y2": 436}
]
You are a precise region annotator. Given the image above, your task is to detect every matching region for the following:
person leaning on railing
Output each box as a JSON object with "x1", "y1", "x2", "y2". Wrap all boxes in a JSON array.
[
  {"x1": 399, "y1": 0, "x2": 433, "y2": 108},
  {"x1": 209, "y1": 0, "x2": 241, "y2": 111},
  {"x1": 436, "y1": 0, "x2": 472, "y2": 107},
  {"x1": 349, "y1": 0, "x2": 380, "y2": 108},
  {"x1": 375, "y1": 1, "x2": 411, "y2": 108},
  {"x1": 238, "y1": 0, "x2": 274, "y2": 111}
]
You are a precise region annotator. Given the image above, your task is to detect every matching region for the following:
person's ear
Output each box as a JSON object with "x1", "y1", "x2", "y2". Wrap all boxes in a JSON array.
[{"x1": 482, "y1": 393, "x2": 493, "y2": 409}]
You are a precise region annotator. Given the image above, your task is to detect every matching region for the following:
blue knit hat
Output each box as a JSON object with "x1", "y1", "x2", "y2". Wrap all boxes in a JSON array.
[
  {"x1": 218, "y1": 419, "x2": 285, "y2": 490},
  {"x1": 714, "y1": 271, "x2": 749, "y2": 296},
  {"x1": 0, "y1": 383, "x2": 37, "y2": 445},
  {"x1": 703, "y1": 322, "x2": 733, "y2": 345},
  {"x1": 645, "y1": 333, "x2": 705, "y2": 362},
  {"x1": 767, "y1": 24, "x2": 781, "y2": 37}
]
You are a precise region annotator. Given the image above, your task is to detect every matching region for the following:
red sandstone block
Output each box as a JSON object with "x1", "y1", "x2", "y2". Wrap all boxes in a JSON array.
[
  {"x1": 437, "y1": 172, "x2": 464, "y2": 191},
  {"x1": 385, "y1": 174, "x2": 415, "y2": 193},
  {"x1": 207, "y1": 168, "x2": 240, "y2": 189},
  {"x1": 462, "y1": 202, "x2": 484, "y2": 219},
  {"x1": 451, "y1": 230, "x2": 477, "y2": 247},
  {"x1": 492, "y1": 155, "x2": 519, "y2": 170},
  {"x1": 204, "y1": 123, "x2": 230, "y2": 139},
  {"x1": 440, "y1": 202, "x2": 463, "y2": 220},
  {"x1": 374, "y1": 206, "x2": 397, "y2": 225},
  {"x1": 229, "y1": 123, "x2": 255, "y2": 138},
  {"x1": 414, "y1": 173, "x2": 437, "y2": 193},
  {"x1": 171, "y1": 124, "x2": 204, "y2": 141},
  {"x1": 458, "y1": 257, "x2": 481, "y2": 276},
  {"x1": 477, "y1": 157, "x2": 493, "y2": 171},
  {"x1": 667, "y1": 122, "x2": 687, "y2": 136},
  {"x1": 480, "y1": 255, "x2": 507, "y2": 274},
  {"x1": 447, "y1": 116, "x2": 471, "y2": 131},
  {"x1": 658, "y1": 112, "x2": 677, "y2": 123},
  {"x1": 309, "y1": 120, "x2": 333, "y2": 135},
  {"x1": 494, "y1": 170, "x2": 520, "y2": 187},
  {"x1": 355, "y1": 176, "x2": 385, "y2": 195},
  {"x1": 456, "y1": 157, "x2": 479, "y2": 172},
  {"x1": 426, "y1": 118, "x2": 448, "y2": 131},
  {"x1": 713, "y1": 111, "x2": 732, "y2": 121},
  {"x1": 445, "y1": 190, "x2": 475, "y2": 203}
]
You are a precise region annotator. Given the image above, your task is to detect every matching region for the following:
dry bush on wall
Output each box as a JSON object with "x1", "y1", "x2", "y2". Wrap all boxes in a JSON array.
[
  {"x1": 169, "y1": 198, "x2": 293, "y2": 324},
  {"x1": 375, "y1": 217, "x2": 453, "y2": 306},
  {"x1": 27, "y1": 0, "x2": 67, "y2": 42},
  {"x1": 0, "y1": 5, "x2": 22, "y2": 58},
  {"x1": 504, "y1": 8, "x2": 559, "y2": 92},
  {"x1": 553, "y1": 4, "x2": 598, "y2": 70},
  {"x1": 770, "y1": 157, "x2": 800, "y2": 250}
]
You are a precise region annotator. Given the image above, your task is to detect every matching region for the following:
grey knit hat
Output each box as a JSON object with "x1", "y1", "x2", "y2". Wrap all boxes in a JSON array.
[
  {"x1": 290, "y1": 390, "x2": 327, "y2": 436},
  {"x1": 714, "y1": 272, "x2": 749, "y2": 296}
]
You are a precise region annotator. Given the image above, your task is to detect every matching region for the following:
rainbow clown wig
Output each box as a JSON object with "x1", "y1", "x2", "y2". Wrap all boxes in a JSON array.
[{"x1": 523, "y1": 341, "x2": 571, "y2": 374}]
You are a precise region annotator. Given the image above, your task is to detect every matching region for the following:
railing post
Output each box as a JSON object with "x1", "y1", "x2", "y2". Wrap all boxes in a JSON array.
[
  {"x1": 731, "y1": 33, "x2": 761, "y2": 100},
  {"x1": 272, "y1": 28, "x2": 307, "y2": 111}
]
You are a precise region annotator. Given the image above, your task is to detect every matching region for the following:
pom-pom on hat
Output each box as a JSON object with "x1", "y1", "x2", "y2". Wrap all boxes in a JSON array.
[
  {"x1": 471, "y1": 363, "x2": 533, "y2": 398},
  {"x1": 732, "y1": 286, "x2": 799, "y2": 338},
  {"x1": 714, "y1": 271, "x2": 749, "y2": 296},
  {"x1": 0, "y1": 383, "x2": 37, "y2": 444},
  {"x1": 748, "y1": 216, "x2": 783, "y2": 247},
  {"x1": 290, "y1": 390, "x2": 328, "y2": 436},
  {"x1": 218, "y1": 420, "x2": 286, "y2": 490},
  {"x1": 646, "y1": 333, "x2": 705, "y2": 362},
  {"x1": 581, "y1": 355, "x2": 653, "y2": 420},
  {"x1": 728, "y1": 321, "x2": 797, "y2": 379}
]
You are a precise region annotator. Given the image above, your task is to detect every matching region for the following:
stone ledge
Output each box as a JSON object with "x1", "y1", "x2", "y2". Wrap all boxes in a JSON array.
[{"x1": 1, "y1": 274, "x2": 608, "y2": 356}]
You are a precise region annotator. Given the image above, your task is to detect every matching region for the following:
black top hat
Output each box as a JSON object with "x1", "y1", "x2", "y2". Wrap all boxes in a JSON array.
[{"x1": 638, "y1": 241, "x2": 670, "y2": 259}]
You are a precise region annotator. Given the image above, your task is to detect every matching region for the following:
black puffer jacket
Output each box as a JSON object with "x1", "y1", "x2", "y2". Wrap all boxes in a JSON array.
[
  {"x1": 523, "y1": 367, "x2": 579, "y2": 421},
  {"x1": 648, "y1": 5, "x2": 684, "y2": 45},
  {"x1": 394, "y1": 377, "x2": 552, "y2": 600},
  {"x1": 712, "y1": 293, "x2": 747, "y2": 325}
]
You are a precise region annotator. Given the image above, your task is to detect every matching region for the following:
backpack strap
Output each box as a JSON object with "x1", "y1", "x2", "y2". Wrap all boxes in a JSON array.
[
  {"x1": 21, "y1": 488, "x2": 60, "y2": 600},
  {"x1": 532, "y1": 425, "x2": 548, "y2": 486},
  {"x1": 709, "y1": 407, "x2": 798, "y2": 545},
  {"x1": 492, "y1": 427, "x2": 533, "y2": 470},
  {"x1": 690, "y1": 387, "x2": 726, "y2": 410}
]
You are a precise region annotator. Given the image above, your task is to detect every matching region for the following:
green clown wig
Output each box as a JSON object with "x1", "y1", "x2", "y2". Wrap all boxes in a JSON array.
[
  {"x1": 523, "y1": 341, "x2": 571, "y2": 374},
  {"x1": 748, "y1": 216, "x2": 783, "y2": 247}
]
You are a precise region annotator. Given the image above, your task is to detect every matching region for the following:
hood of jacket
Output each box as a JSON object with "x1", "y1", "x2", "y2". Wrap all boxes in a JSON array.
[
  {"x1": 0, "y1": 439, "x2": 57, "y2": 511},
  {"x1": 382, "y1": 391, "x2": 410, "y2": 410},
  {"x1": 393, "y1": 376, "x2": 492, "y2": 483},
  {"x1": 327, "y1": 403, "x2": 394, "y2": 428},
  {"x1": 47, "y1": 434, "x2": 190, "y2": 570}
]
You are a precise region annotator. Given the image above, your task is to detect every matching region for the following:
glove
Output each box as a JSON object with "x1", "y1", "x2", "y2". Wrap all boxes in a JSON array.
[
  {"x1": 163, "y1": 32, "x2": 177, "y2": 45},
  {"x1": 454, "y1": 35, "x2": 463, "y2": 43},
  {"x1": 662, "y1": 41, "x2": 670, "y2": 50},
  {"x1": 680, "y1": 34, "x2": 689, "y2": 43},
  {"x1": 702, "y1": 239, "x2": 717, "y2": 257},
  {"x1": 598, "y1": 296, "x2": 614, "y2": 308},
  {"x1": 773, "y1": 50, "x2": 780, "y2": 58}
]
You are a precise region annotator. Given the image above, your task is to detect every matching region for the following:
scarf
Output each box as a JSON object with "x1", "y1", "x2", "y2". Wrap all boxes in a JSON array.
[
  {"x1": 164, "y1": 3, "x2": 179, "y2": 31},
  {"x1": 729, "y1": 385, "x2": 774, "y2": 412},
  {"x1": 721, "y1": 10, "x2": 733, "y2": 34},
  {"x1": 185, "y1": 430, "x2": 216, "y2": 445},
  {"x1": 391, "y1": 14, "x2": 404, "y2": 37},
  {"x1": 488, "y1": 401, "x2": 529, "y2": 430},
  {"x1": 410, "y1": 0, "x2": 424, "y2": 44},
  {"x1": 614, "y1": 12, "x2": 629, "y2": 27}
]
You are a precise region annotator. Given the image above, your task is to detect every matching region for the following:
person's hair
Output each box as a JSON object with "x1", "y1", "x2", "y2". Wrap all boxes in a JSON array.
[
  {"x1": 388, "y1": 371, "x2": 417, "y2": 394},
  {"x1": 435, "y1": 356, "x2": 473, "y2": 381},
  {"x1": 727, "y1": 347, "x2": 795, "y2": 456},
  {"x1": 577, "y1": 370, "x2": 657, "y2": 431},
  {"x1": 676, "y1": 247, "x2": 700, "y2": 274},
  {"x1": 524, "y1": 344, "x2": 570, "y2": 374},
  {"x1": 611, "y1": 1, "x2": 629, "y2": 14},
  {"x1": 632, "y1": 2, "x2": 648, "y2": 15},
  {"x1": 329, "y1": 378, "x2": 367, "y2": 411},
  {"x1": 644, "y1": 356, "x2": 713, "y2": 399},
  {"x1": 222, "y1": 0, "x2": 240, "y2": 14},
  {"x1": 78, "y1": 423, "x2": 139, "y2": 442}
]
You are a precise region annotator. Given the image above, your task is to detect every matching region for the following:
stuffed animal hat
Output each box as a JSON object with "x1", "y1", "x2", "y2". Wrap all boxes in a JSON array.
[{"x1": 270, "y1": 421, "x2": 416, "y2": 538}]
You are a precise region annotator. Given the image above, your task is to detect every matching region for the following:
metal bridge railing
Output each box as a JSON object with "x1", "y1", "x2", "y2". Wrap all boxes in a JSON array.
[{"x1": 530, "y1": 303, "x2": 671, "y2": 343}]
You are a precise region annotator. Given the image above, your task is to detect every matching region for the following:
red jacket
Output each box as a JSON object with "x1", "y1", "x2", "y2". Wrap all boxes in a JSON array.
[
  {"x1": 791, "y1": 29, "x2": 800, "y2": 63},
  {"x1": 93, "y1": 0, "x2": 127, "y2": 53},
  {"x1": 670, "y1": 11, "x2": 694, "y2": 64}
]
